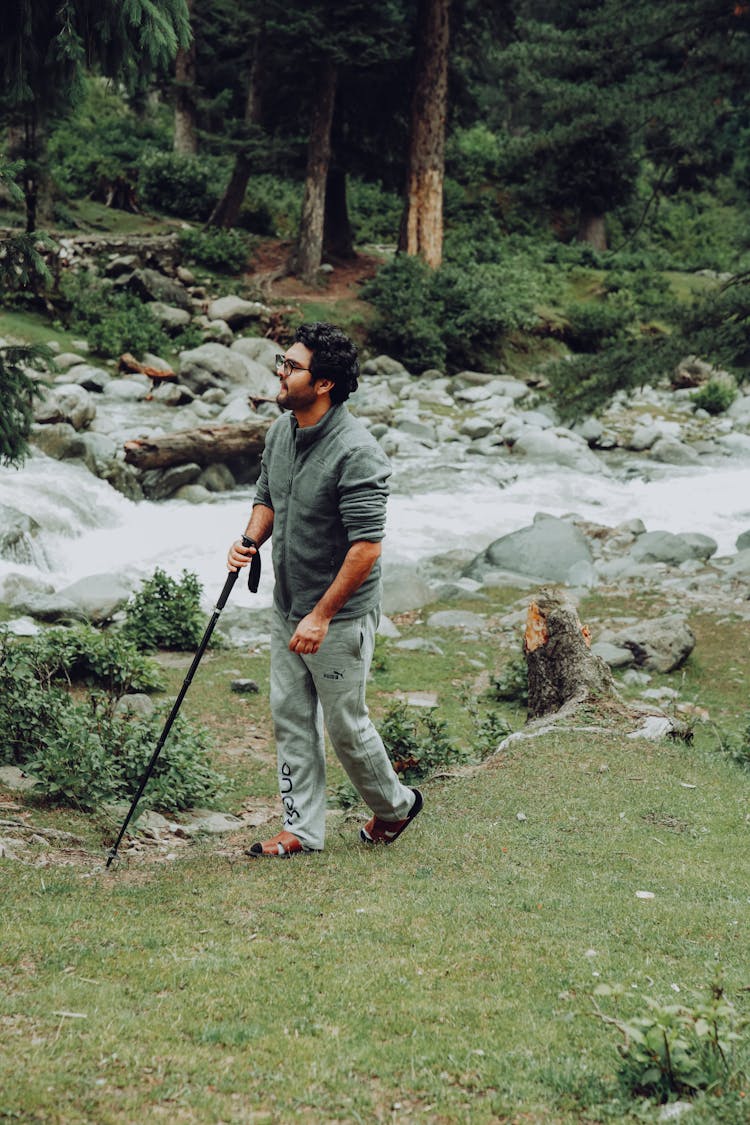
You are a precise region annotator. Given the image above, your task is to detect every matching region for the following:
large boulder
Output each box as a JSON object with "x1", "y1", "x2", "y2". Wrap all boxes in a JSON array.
[
  {"x1": 465, "y1": 514, "x2": 594, "y2": 583},
  {"x1": 629, "y1": 531, "x2": 695, "y2": 566},
  {"x1": 29, "y1": 422, "x2": 88, "y2": 461},
  {"x1": 57, "y1": 573, "x2": 136, "y2": 624},
  {"x1": 208, "y1": 296, "x2": 268, "y2": 330},
  {"x1": 231, "y1": 336, "x2": 278, "y2": 370},
  {"x1": 512, "y1": 427, "x2": 603, "y2": 473},
  {"x1": 178, "y1": 342, "x2": 268, "y2": 395},
  {"x1": 611, "y1": 615, "x2": 695, "y2": 673},
  {"x1": 34, "y1": 383, "x2": 96, "y2": 430},
  {"x1": 127, "y1": 268, "x2": 192, "y2": 311}
]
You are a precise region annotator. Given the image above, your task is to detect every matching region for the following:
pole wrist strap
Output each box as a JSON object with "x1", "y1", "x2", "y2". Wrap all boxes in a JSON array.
[{"x1": 241, "y1": 536, "x2": 261, "y2": 593}]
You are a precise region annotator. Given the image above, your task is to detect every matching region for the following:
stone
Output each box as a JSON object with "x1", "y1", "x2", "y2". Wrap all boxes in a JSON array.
[
  {"x1": 231, "y1": 679, "x2": 260, "y2": 694},
  {"x1": 67, "y1": 363, "x2": 112, "y2": 393},
  {"x1": 140, "y1": 463, "x2": 203, "y2": 500},
  {"x1": 202, "y1": 319, "x2": 234, "y2": 346},
  {"x1": 12, "y1": 592, "x2": 88, "y2": 623},
  {"x1": 678, "y1": 533, "x2": 717, "y2": 561},
  {"x1": 382, "y1": 565, "x2": 434, "y2": 615},
  {"x1": 57, "y1": 573, "x2": 136, "y2": 624},
  {"x1": 146, "y1": 301, "x2": 192, "y2": 333},
  {"x1": 628, "y1": 423, "x2": 661, "y2": 451},
  {"x1": 466, "y1": 514, "x2": 593, "y2": 583},
  {"x1": 208, "y1": 296, "x2": 268, "y2": 329},
  {"x1": 512, "y1": 427, "x2": 603, "y2": 473},
  {"x1": 29, "y1": 422, "x2": 87, "y2": 461},
  {"x1": 114, "y1": 694, "x2": 155, "y2": 719},
  {"x1": 591, "y1": 641, "x2": 635, "y2": 668},
  {"x1": 649, "y1": 436, "x2": 700, "y2": 465},
  {"x1": 725, "y1": 549, "x2": 750, "y2": 578},
  {"x1": 736, "y1": 530, "x2": 750, "y2": 551},
  {"x1": 630, "y1": 531, "x2": 694, "y2": 566},
  {"x1": 179, "y1": 342, "x2": 275, "y2": 397},
  {"x1": 128, "y1": 268, "x2": 192, "y2": 310},
  {"x1": 102, "y1": 376, "x2": 150, "y2": 401},
  {"x1": 426, "y1": 609, "x2": 486, "y2": 630},
  {"x1": 0, "y1": 506, "x2": 42, "y2": 565},
  {"x1": 34, "y1": 383, "x2": 96, "y2": 430},
  {"x1": 394, "y1": 637, "x2": 445, "y2": 655},
  {"x1": 459, "y1": 417, "x2": 495, "y2": 440},
  {"x1": 611, "y1": 615, "x2": 695, "y2": 673},
  {"x1": 231, "y1": 336, "x2": 278, "y2": 369},
  {"x1": 198, "y1": 463, "x2": 237, "y2": 492},
  {"x1": 361, "y1": 355, "x2": 409, "y2": 378}
]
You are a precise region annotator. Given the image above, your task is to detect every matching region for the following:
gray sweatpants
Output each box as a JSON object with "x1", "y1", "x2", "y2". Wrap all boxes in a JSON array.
[{"x1": 269, "y1": 605, "x2": 414, "y2": 850}]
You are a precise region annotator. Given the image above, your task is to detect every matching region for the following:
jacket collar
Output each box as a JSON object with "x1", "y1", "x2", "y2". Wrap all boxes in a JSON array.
[{"x1": 291, "y1": 403, "x2": 346, "y2": 448}]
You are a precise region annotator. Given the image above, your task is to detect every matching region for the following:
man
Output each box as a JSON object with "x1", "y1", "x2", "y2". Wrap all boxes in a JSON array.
[{"x1": 227, "y1": 322, "x2": 422, "y2": 857}]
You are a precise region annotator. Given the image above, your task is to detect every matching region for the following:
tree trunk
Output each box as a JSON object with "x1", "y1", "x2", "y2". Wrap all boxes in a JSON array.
[
  {"x1": 524, "y1": 589, "x2": 619, "y2": 720},
  {"x1": 324, "y1": 166, "x2": 355, "y2": 260},
  {"x1": 173, "y1": 0, "x2": 198, "y2": 156},
  {"x1": 123, "y1": 418, "x2": 271, "y2": 471},
  {"x1": 8, "y1": 115, "x2": 51, "y2": 234},
  {"x1": 398, "y1": 0, "x2": 451, "y2": 269},
  {"x1": 207, "y1": 26, "x2": 266, "y2": 230},
  {"x1": 289, "y1": 59, "x2": 338, "y2": 283},
  {"x1": 576, "y1": 210, "x2": 608, "y2": 251}
]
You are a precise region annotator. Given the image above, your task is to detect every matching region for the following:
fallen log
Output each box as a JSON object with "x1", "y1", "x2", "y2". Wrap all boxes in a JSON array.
[
  {"x1": 123, "y1": 417, "x2": 271, "y2": 470},
  {"x1": 524, "y1": 588, "x2": 620, "y2": 720}
]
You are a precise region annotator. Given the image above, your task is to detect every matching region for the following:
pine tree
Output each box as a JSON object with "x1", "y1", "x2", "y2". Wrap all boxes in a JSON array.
[{"x1": 0, "y1": 0, "x2": 191, "y2": 230}]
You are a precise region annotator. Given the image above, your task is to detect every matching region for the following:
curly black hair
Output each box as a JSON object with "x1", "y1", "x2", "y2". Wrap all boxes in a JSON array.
[{"x1": 293, "y1": 322, "x2": 359, "y2": 404}]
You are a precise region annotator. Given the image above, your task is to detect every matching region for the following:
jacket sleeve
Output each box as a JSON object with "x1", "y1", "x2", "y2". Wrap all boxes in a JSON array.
[
  {"x1": 252, "y1": 424, "x2": 275, "y2": 511},
  {"x1": 337, "y1": 443, "x2": 391, "y2": 542}
]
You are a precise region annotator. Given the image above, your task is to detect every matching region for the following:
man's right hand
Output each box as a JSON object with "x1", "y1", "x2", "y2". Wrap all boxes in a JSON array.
[{"x1": 227, "y1": 538, "x2": 257, "y2": 572}]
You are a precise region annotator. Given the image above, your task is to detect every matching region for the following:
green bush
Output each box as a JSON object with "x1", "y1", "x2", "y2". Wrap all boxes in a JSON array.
[
  {"x1": 48, "y1": 80, "x2": 168, "y2": 200},
  {"x1": 139, "y1": 149, "x2": 227, "y2": 221},
  {"x1": 562, "y1": 298, "x2": 635, "y2": 353},
  {"x1": 363, "y1": 252, "x2": 543, "y2": 373},
  {"x1": 679, "y1": 276, "x2": 750, "y2": 381},
  {"x1": 347, "y1": 178, "x2": 402, "y2": 245},
  {"x1": 378, "y1": 701, "x2": 467, "y2": 783},
  {"x1": 692, "y1": 375, "x2": 738, "y2": 415},
  {"x1": 121, "y1": 568, "x2": 205, "y2": 652},
  {"x1": 490, "y1": 655, "x2": 529, "y2": 707},
  {"x1": 238, "y1": 175, "x2": 301, "y2": 238},
  {"x1": 0, "y1": 627, "x2": 226, "y2": 813},
  {"x1": 59, "y1": 270, "x2": 171, "y2": 359},
  {"x1": 179, "y1": 227, "x2": 255, "y2": 273}
]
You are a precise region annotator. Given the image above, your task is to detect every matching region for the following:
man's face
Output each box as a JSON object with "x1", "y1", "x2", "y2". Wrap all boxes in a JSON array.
[{"x1": 275, "y1": 342, "x2": 318, "y2": 412}]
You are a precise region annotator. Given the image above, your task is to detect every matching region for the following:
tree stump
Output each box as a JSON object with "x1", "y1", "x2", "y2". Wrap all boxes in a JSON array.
[{"x1": 524, "y1": 588, "x2": 619, "y2": 720}]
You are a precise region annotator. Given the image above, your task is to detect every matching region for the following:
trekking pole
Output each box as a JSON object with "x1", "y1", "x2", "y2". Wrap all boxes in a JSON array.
[{"x1": 106, "y1": 540, "x2": 260, "y2": 869}]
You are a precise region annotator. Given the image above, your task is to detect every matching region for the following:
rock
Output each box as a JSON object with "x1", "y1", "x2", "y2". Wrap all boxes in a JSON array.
[
  {"x1": 0, "y1": 765, "x2": 38, "y2": 791},
  {"x1": 198, "y1": 463, "x2": 237, "y2": 492},
  {"x1": 178, "y1": 342, "x2": 274, "y2": 396},
  {"x1": 630, "y1": 531, "x2": 694, "y2": 566},
  {"x1": 649, "y1": 436, "x2": 700, "y2": 465},
  {"x1": 566, "y1": 559, "x2": 597, "y2": 588},
  {"x1": 627, "y1": 715, "x2": 675, "y2": 740},
  {"x1": 394, "y1": 637, "x2": 445, "y2": 655},
  {"x1": 393, "y1": 416, "x2": 437, "y2": 443},
  {"x1": 57, "y1": 573, "x2": 136, "y2": 624},
  {"x1": 572, "y1": 417, "x2": 604, "y2": 445},
  {"x1": 150, "y1": 382, "x2": 195, "y2": 407},
  {"x1": 54, "y1": 352, "x2": 89, "y2": 372},
  {"x1": 678, "y1": 533, "x2": 717, "y2": 561},
  {"x1": 0, "y1": 506, "x2": 42, "y2": 564},
  {"x1": 611, "y1": 615, "x2": 695, "y2": 672},
  {"x1": 146, "y1": 301, "x2": 192, "y2": 333},
  {"x1": 725, "y1": 549, "x2": 750, "y2": 578},
  {"x1": 67, "y1": 363, "x2": 112, "y2": 392},
  {"x1": 231, "y1": 679, "x2": 260, "y2": 694},
  {"x1": 114, "y1": 694, "x2": 155, "y2": 719},
  {"x1": 382, "y1": 565, "x2": 434, "y2": 615},
  {"x1": 591, "y1": 641, "x2": 635, "y2": 668},
  {"x1": 628, "y1": 423, "x2": 662, "y2": 451},
  {"x1": 102, "y1": 376, "x2": 150, "y2": 402},
  {"x1": 174, "y1": 810, "x2": 244, "y2": 837},
  {"x1": 34, "y1": 383, "x2": 96, "y2": 430},
  {"x1": 12, "y1": 592, "x2": 88, "y2": 623},
  {"x1": 426, "y1": 609, "x2": 486, "y2": 631},
  {"x1": 231, "y1": 336, "x2": 278, "y2": 371},
  {"x1": 512, "y1": 427, "x2": 603, "y2": 472},
  {"x1": 736, "y1": 530, "x2": 750, "y2": 551},
  {"x1": 201, "y1": 319, "x2": 234, "y2": 346},
  {"x1": 362, "y1": 355, "x2": 409, "y2": 378},
  {"x1": 460, "y1": 417, "x2": 495, "y2": 439},
  {"x1": 466, "y1": 514, "x2": 593, "y2": 583},
  {"x1": 140, "y1": 463, "x2": 203, "y2": 500},
  {"x1": 208, "y1": 296, "x2": 269, "y2": 329},
  {"x1": 29, "y1": 422, "x2": 88, "y2": 461},
  {"x1": 173, "y1": 484, "x2": 213, "y2": 503},
  {"x1": 127, "y1": 268, "x2": 192, "y2": 310}
]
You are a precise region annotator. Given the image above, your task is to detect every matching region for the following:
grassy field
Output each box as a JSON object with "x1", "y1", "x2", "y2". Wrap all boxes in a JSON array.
[{"x1": 1, "y1": 588, "x2": 749, "y2": 1124}]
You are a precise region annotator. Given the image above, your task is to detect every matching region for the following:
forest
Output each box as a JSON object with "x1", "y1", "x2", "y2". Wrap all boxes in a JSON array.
[{"x1": 1, "y1": 0, "x2": 749, "y2": 464}]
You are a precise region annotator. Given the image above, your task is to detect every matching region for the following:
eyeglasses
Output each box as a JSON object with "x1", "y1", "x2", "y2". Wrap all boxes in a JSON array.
[{"x1": 275, "y1": 354, "x2": 310, "y2": 377}]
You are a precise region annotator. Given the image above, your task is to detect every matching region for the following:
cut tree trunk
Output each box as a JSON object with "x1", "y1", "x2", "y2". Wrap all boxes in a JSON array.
[
  {"x1": 123, "y1": 419, "x2": 271, "y2": 471},
  {"x1": 398, "y1": 0, "x2": 451, "y2": 268},
  {"x1": 289, "y1": 59, "x2": 338, "y2": 283},
  {"x1": 524, "y1": 589, "x2": 619, "y2": 720}
]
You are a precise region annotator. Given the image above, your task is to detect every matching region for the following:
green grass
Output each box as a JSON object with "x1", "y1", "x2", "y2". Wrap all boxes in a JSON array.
[{"x1": 1, "y1": 593, "x2": 749, "y2": 1123}]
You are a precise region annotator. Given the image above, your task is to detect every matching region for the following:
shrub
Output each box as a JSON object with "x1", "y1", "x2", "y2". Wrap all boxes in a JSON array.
[
  {"x1": 179, "y1": 227, "x2": 255, "y2": 274},
  {"x1": 378, "y1": 701, "x2": 467, "y2": 783},
  {"x1": 347, "y1": 178, "x2": 403, "y2": 245},
  {"x1": 692, "y1": 374, "x2": 737, "y2": 415},
  {"x1": 0, "y1": 627, "x2": 226, "y2": 813},
  {"x1": 238, "y1": 175, "x2": 301, "y2": 238},
  {"x1": 59, "y1": 270, "x2": 171, "y2": 359},
  {"x1": 363, "y1": 253, "x2": 543, "y2": 373},
  {"x1": 139, "y1": 149, "x2": 227, "y2": 221},
  {"x1": 121, "y1": 568, "x2": 205, "y2": 651},
  {"x1": 592, "y1": 977, "x2": 748, "y2": 1103},
  {"x1": 562, "y1": 298, "x2": 635, "y2": 353},
  {"x1": 490, "y1": 654, "x2": 529, "y2": 707}
]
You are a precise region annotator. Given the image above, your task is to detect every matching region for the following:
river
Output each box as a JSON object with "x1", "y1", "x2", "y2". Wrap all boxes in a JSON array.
[{"x1": 1, "y1": 447, "x2": 748, "y2": 616}]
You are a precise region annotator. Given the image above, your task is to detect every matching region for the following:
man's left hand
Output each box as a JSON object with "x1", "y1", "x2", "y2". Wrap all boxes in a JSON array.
[{"x1": 289, "y1": 613, "x2": 329, "y2": 655}]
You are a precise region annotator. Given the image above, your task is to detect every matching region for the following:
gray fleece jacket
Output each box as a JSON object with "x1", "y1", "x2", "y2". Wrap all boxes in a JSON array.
[{"x1": 253, "y1": 403, "x2": 391, "y2": 620}]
